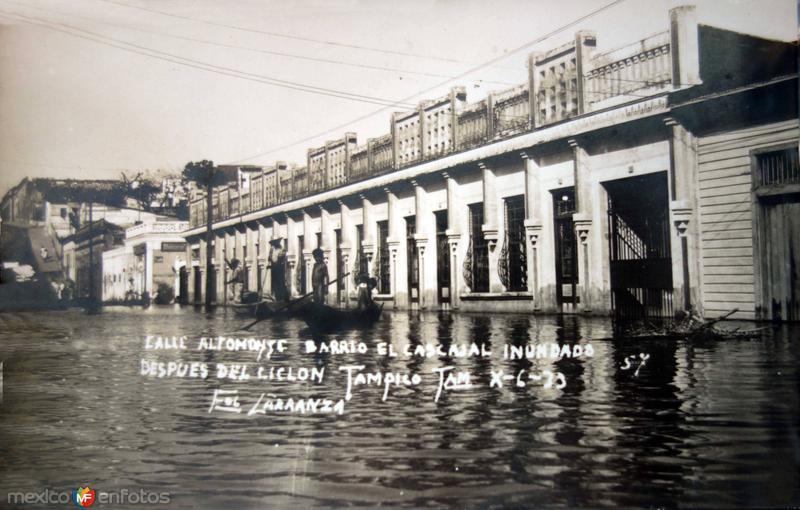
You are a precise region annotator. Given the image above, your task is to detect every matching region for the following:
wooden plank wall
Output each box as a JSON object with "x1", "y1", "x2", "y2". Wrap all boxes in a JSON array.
[{"x1": 697, "y1": 119, "x2": 799, "y2": 320}]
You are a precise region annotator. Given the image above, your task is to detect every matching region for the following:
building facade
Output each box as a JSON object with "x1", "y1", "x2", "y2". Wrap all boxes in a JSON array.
[
  {"x1": 102, "y1": 220, "x2": 190, "y2": 303},
  {"x1": 184, "y1": 5, "x2": 798, "y2": 321}
]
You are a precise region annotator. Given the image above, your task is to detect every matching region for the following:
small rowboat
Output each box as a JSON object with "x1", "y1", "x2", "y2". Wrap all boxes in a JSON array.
[
  {"x1": 300, "y1": 303, "x2": 383, "y2": 333},
  {"x1": 232, "y1": 301, "x2": 258, "y2": 316},
  {"x1": 233, "y1": 299, "x2": 309, "y2": 320}
]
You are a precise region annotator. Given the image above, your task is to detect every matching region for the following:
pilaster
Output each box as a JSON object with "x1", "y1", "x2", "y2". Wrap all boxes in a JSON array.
[
  {"x1": 444, "y1": 172, "x2": 461, "y2": 308},
  {"x1": 665, "y1": 117, "x2": 701, "y2": 314},
  {"x1": 360, "y1": 194, "x2": 375, "y2": 275},
  {"x1": 319, "y1": 205, "x2": 333, "y2": 269},
  {"x1": 524, "y1": 222, "x2": 543, "y2": 309},
  {"x1": 521, "y1": 150, "x2": 543, "y2": 308},
  {"x1": 447, "y1": 233, "x2": 461, "y2": 308},
  {"x1": 412, "y1": 179, "x2": 431, "y2": 307},
  {"x1": 479, "y1": 161, "x2": 501, "y2": 292},
  {"x1": 338, "y1": 199, "x2": 354, "y2": 305},
  {"x1": 415, "y1": 236, "x2": 428, "y2": 309},
  {"x1": 386, "y1": 187, "x2": 400, "y2": 303},
  {"x1": 569, "y1": 139, "x2": 595, "y2": 312}
]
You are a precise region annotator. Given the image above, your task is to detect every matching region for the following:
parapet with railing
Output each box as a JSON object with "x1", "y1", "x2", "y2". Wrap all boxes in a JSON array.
[
  {"x1": 126, "y1": 220, "x2": 190, "y2": 239},
  {"x1": 187, "y1": 6, "x2": 704, "y2": 229}
]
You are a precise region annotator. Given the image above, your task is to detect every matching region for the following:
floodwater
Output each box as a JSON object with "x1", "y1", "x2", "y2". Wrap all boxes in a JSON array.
[{"x1": 0, "y1": 307, "x2": 798, "y2": 509}]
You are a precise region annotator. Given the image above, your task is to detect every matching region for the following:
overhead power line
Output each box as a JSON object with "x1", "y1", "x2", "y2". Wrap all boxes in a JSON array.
[
  {"x1": 111, "y1": 21, "x2": 517, "y2": 87},
  {"x1": 0, "y1": 9, "x2": 418, "y2": 108},
  {"x1": 96, "y1": 0, "x2": 468, "y2": 65},
  {"x1": 8, "y1": 1, "x2": 514, "y2": 87},
  {"x1": 228, "y1": 0, "x2": 629, "y2": 164}
]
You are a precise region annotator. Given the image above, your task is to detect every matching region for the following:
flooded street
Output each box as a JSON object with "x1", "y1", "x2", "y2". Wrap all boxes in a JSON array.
[{"x1": 0, "y1": 307, "x2": 798, "y2": 508}]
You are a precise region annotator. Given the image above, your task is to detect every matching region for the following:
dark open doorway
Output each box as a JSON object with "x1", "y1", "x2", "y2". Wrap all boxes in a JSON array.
[
  {"x1": 605, "y1": 172, "x2": 673, "y2": 320},
  {"x1": 551, "y1": 187, "x2": 578, "y2": 312},
  {"x1": 405, "y1": 216, "x2": 419, "y2": 303}
]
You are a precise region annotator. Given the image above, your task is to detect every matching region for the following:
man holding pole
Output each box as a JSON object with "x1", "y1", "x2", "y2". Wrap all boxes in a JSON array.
[{"x1": 311, "y1": 248, "x2": 329, "y2": 304}]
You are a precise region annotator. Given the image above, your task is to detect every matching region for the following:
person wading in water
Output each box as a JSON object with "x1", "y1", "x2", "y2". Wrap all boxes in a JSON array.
[{"x1": 356, "y1": 273, "x2": 376, "y2": 310}]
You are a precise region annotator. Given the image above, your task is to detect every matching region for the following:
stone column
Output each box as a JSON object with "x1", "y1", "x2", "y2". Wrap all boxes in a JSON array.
[
  {"x1": 360, "y1": 194, "x2": 375, "y2": 276},
  {"x1": 184, "y1": 241, "x2": 194, "y2": 303},
  {"x1": 386, "y1": 187, "x2": 400, "y2": 302},
  {"x1": 302, "y1": 209, "x2": 314, "y2": 293},
  {"x1": 412, "y1": 179, "x2": 429, "y2": 308},
  {"x1": 312, "y1": 204, "x2": 332, "y2": 304},
  {"x1": 196, "y1": 238, "x2": 206, "y2": 304},
  {"x1": 479, "y1": 161, "x2": 502, "y2": 293},
  {"x1": 319, "y1": 205, "x2": 333, "y2": 268},
  {"x1": 285, "y1": 214, "x2": 298, "y2": 297},
  {"x1": 338, "y1": 200, "x2": 353, "y2": 307},
  {"x1": 234, "y1": 229, "x2": 243, "y2": 262},
  {"x1": 521, "y1": 151, "x2": 543, "y2": 310},
  {"x1": 443, "y1": 172, "x2": 461, "y2": 308},
  {"x1": 229, "y1": 230, "x2": 239, "y2": 303},
  {"x1": 144, "y1": 242, "x2": 153, "y2": 298},
  {"x1": 665, "y1": 117, "x2": 700, "y2": 314},
  {"x1": 258, "y1": 220, "x2": 269, "y2": 297},
  {"x1": 569, "y1": 139, "x2": 593, "y2": 313},
  {"x1": 246, "y1": 225, "x2": 257, "y2": 292},
  {"x1": 215, "y1": 232, "x2": 225, "y2": 304}
]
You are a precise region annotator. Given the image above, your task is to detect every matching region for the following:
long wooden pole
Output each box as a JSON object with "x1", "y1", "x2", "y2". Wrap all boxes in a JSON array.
[
  {"x1": 88, "y1": 200, "x2": 93, "y2": 302},
  {"x1": 241, "y1": 272, "x2": 348, "y2": 331},
  {"x1": 204, "y1": 169, "x2": 215, "y2": 308}
]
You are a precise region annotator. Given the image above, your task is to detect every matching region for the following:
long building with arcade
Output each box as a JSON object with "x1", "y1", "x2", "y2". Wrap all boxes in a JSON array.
[{"x1": 182, "y1": 5, "x2": 799, "y2": 321}]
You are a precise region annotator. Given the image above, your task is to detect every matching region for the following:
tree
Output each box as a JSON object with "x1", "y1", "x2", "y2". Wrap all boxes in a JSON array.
[
  {"x1": 182, "y1": 160, "x2": 225, "y2": 307},
  {"x1": 119, "y1": 172, "x2": 160, "y2": 212}
]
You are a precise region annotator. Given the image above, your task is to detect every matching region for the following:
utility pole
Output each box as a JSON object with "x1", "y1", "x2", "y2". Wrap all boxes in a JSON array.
[
  {"x1": 87, "y1": 200, "x2": 95, "y2": 305},
  {"x1": 205, "y1": 165, "x2": 215, "y2": 308}
]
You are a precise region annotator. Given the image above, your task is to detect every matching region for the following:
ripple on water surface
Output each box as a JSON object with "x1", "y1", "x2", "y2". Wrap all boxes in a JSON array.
[{"x1": 0, "y1": 307, "x2": 798, "y2": 508}]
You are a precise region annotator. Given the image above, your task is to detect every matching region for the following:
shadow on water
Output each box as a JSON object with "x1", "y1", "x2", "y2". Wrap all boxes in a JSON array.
[{"x1": 0, "y1": 307, "x2": 797, "y2": 508}]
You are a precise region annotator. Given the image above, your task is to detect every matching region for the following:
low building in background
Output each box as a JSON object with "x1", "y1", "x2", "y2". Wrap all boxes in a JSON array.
[
  {"x1": 0, "y1": 177, "x2": 180, "y2": 288},
  {"x1": 102, "y1": 220, "x2": 189, "y2": 303},
  {"x1": 62, "y1": 219, "x2": 126, "y2": 300}
]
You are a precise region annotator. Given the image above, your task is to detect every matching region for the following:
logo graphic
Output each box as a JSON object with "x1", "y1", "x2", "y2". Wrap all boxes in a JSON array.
[{"x1": 72, "y1": 486, "x2": 96, "y2": 507}]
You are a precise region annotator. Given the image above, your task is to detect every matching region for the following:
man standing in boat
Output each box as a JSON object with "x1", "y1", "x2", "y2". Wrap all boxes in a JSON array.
[
  {"x1": 311, "y1": 248, "x2": 329, "y2": 304},
  {"x1": 225, "y1": 258, "x2": 244, "y2": 303},
  {"x1": 269, "y1": 238, "x2": 289, "y2": 303}
]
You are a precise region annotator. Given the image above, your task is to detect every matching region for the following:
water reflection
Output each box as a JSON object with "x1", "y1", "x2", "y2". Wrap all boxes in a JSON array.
[{"x1": 0, "y1": 308, "x2": 798, "y2": 508}]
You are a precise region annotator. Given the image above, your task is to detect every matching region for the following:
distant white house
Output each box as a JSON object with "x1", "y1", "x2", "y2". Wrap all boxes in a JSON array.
[{"x1": 102, "y1": 220, "x2": 189, "y2": 303}]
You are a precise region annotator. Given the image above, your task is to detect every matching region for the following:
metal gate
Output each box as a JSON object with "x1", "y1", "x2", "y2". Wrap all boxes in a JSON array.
[
  {"x1": 606, "y1": 173, "x2": 673, "y2": 320},
  {"x1": 465, "y1": 203, "x2": 489, "y2": 292}
]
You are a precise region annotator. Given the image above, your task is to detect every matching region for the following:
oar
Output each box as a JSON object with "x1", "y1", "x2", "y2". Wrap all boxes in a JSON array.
[{"x1": 241, "y1": 272, "x2": 349, "y2": 331}]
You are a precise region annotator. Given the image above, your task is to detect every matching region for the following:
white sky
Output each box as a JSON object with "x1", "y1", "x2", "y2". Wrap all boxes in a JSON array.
[{"x1": 0, "y1": 0, "x2": 796, "y2": 197}]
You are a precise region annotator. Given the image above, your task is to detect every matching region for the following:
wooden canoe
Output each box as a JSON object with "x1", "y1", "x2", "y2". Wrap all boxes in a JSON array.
[
  {"x1": 300, "y1": 303, "x2": 383, "y2": 333},
  {"x1": 233, "y1": 298, "x2": 311, "y2": 320}
]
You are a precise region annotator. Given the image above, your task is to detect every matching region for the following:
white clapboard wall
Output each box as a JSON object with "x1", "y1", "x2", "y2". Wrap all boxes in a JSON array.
[{"x1": 697, "y1": 119, "x2": 799, "y2": 320}]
